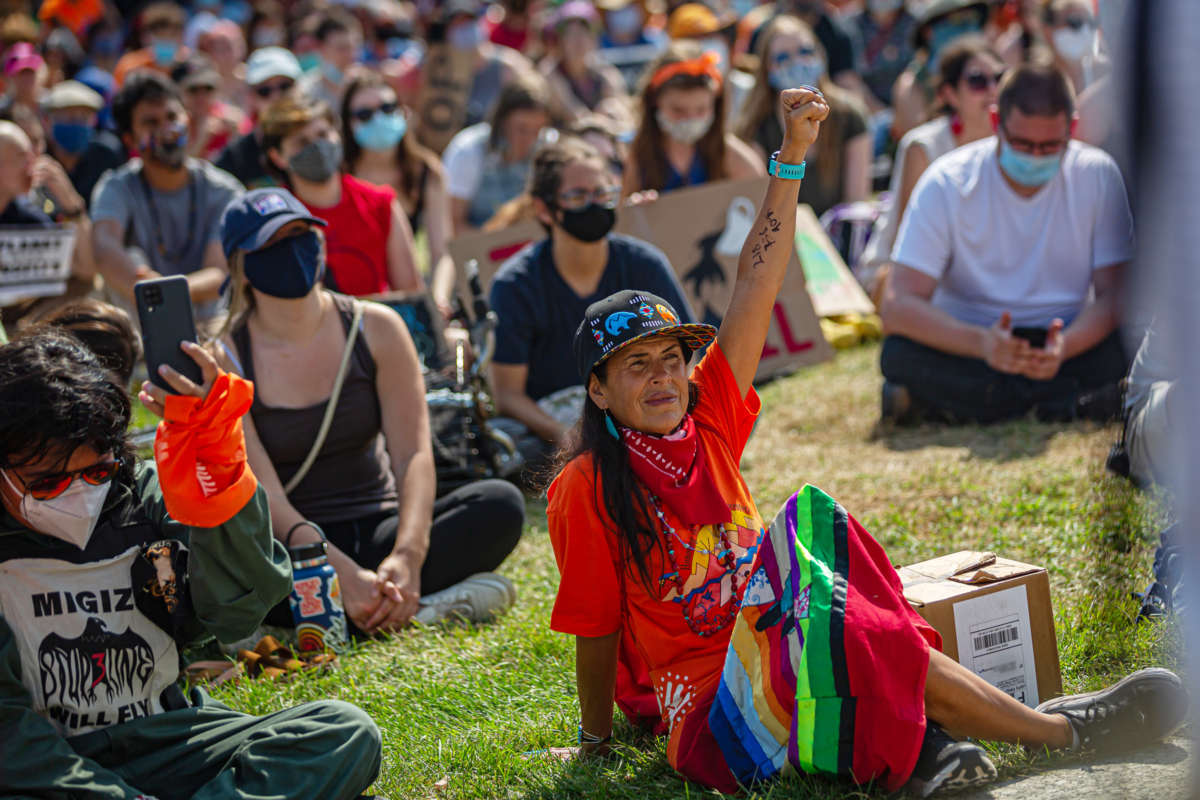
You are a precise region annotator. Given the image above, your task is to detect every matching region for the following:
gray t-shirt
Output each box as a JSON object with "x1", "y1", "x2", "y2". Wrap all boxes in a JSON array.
[{"x1": 90, "y1": 158, "x2": 243, "y2": 277}]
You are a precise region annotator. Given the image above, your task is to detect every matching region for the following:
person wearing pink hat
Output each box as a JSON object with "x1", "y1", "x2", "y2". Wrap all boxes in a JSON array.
[{"x1": 0, "y1": 42, "x2": 45, "y2": 122}]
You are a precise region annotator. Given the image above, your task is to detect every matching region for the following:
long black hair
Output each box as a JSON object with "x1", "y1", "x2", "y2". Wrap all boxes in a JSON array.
[
  {"x1": 0, "y1": 330, "x2": 136, "y2": 484},
  {"x1": 551, "y1": 344, "x2": 699, "y2": 593}
]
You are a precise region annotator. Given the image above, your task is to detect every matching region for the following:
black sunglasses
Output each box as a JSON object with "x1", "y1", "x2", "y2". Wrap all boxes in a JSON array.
[
  {"x1": 349, "y1": 102, "x2": 399, "y2": 123},
  {"x1": 254, "y1": 79, "x2": 295, "y2": 98},
  {"x1": 964, "y1": 69, "x2": 1005, "y2": 92}
]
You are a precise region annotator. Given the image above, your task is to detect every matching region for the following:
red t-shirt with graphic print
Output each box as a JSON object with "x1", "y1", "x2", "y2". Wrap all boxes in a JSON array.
[{"x1": 547, "y1": 342, "x2": 763, "y2": 766}]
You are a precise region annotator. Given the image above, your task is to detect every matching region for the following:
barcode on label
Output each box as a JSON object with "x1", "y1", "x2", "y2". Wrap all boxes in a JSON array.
[{"x1": 974, "y1": 626, "x2": 1019, "y2": 651}]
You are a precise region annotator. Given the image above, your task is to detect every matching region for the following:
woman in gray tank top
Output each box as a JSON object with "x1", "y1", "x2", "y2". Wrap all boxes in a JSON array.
[{"x1": 215, "y1": 188, "x2": 525, "y2": 636}]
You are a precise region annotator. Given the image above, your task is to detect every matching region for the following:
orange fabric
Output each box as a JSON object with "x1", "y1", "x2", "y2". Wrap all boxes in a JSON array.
[
  {"x1": 113, "y1": 48, "x2": 188, "y2": 87},
  {"x1": 155, "y1": 372, "x2": 258, "y2": 528},
  {"x1": 648, "y1": 51, "x2": 723, "y2": 92},
  {"x1": 38, "y1": 0, "x2": 104, "y2": 36},
  {"x1": 547, "y1": 343, "x2": 763, "y2": 761}
]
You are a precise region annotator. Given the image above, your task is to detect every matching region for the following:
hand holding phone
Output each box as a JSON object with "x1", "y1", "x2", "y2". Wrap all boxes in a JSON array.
[
  {"x1": 135, "y1": 275, "x2": 203, "y2": 394},
  {"x1": 1011, "y1": 326, "x2": 1048, "y2": 349}
]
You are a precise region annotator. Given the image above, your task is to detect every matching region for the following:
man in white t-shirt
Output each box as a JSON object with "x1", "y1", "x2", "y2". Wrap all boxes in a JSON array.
[{"x1": 879, "y1": 62, "x2": 1132, "y2": 424}]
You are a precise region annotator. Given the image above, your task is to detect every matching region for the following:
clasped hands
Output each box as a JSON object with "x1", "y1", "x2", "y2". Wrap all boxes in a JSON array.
[
  {"x1": 342, "y1": 551, "x2": 421, "y2": 635},
  {"x1": 982, "y1": 311, "x2": 1066, "y2": 381}
]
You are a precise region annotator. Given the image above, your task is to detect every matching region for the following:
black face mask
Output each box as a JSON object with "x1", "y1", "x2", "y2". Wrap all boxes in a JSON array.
[
  {"x1": 556, "y1": 203, "x2": 616, "y2": 243},
  {"x1": 244, "y1": 231, "x2": 324, "y2": 298}
]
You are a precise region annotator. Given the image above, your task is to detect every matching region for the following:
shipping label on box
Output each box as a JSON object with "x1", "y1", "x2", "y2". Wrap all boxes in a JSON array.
[
  {"x1": 952, "y1": 585, "x2": 1039, "y2": 706},
  {"x1": 899, "y1": 551, "x2": 1062, "y2": 707}
]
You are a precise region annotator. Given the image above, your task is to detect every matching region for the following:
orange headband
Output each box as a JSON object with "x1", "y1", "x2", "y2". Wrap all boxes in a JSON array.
[{"x1": 649, "y1": 51, "x2": 723, "y2": 92}]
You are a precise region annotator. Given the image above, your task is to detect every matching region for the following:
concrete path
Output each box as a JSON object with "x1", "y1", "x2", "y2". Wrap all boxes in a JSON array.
[{"x1": 958, "y1": 738, "x2": 1193, "y2": 800}]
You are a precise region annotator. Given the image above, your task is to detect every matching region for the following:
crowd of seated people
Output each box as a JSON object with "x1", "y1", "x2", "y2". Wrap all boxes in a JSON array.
[{"x1": 0, "y1": 1, "x2": 1179, "y2": 797}]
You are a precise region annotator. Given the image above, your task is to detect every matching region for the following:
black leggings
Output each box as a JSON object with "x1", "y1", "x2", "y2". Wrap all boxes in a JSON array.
[{"x1": 266, "y1": 479, "x2": 525, "y2": 627}]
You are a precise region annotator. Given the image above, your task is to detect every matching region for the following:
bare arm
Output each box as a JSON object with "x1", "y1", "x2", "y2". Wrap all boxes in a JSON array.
[
  {"x1": 491, "y1": 362, "x2": 568, "y2": 444},
  {"x1": 880, "y1": 264, "x2": 1031, "y2": 372},
  {"x1": 367, "y1": 303, "x2": 436, "y2": 627},
  {"x1": 576, "y1": 632, "x2": 619, "y2": 752},
  {"x1": 386, "y1": 198, "x2": 424, "y2": 292},
  {"x1": 718, "y1": 87, "x2": 829, "y2": 396},
  {"x1": 1060, "y1": 263, "x2": 1123, "y2": 359},
  {"x1": 423, "y1": 168, "x2": 459, "y2": 315},
  {"x1": 724, "y1": 132, "x2": 768, "y2": 180},
  {"x1": 186, "y1": 240, "x2": 230, "y2": 303},
  {"x1": 92, "y1": 219, "x2": 147, "y2": 301},
  {"x1": 841, "y1": 132, "x2": 872, "y2": 204},
  {"x1": 620, "y1": 150, "x2": 642, "y2": 197},
  {"x1": 450, "y1": 195, "x2": 474, "y2": 237},
  {"x1": 890, "y1": 71, "x2": 926, "y2": 141}
]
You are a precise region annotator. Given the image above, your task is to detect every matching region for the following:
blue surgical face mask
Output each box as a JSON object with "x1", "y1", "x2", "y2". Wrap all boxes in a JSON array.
[
  {"x1": 769, "y1": 57, "x2": 824, "y2": 91},
  {"x1": 51, "y1": 121, "x2": 92, "y2": 155},
  {"x1": 353, "y1": 111, "x2": 407, "y2": 151},
  {"x1": 150, "y1": 38, "x2": 179, "y2": 66},
  {"x1": 297, "y1": 51, "x2": 321, "y2": 73},
  {"x1": 244, "y1": 230, "x2": 324, "y2": 298},
  {"x1": 998, "y1": 138, "x2": 1064, "y2": 187},
  {"x1": 321, "y1": 59, "x2": 344, "y2": 86}
]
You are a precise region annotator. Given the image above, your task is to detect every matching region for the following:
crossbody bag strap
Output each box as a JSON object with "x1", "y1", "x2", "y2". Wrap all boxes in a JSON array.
[{"x1": 283, "y1": 300, "x2": 366, "y2": 495}]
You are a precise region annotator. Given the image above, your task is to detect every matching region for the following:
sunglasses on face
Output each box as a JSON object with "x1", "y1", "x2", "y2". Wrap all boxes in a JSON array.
[
  {"x1": 253, "y1": 79, "x2": 295, "y2": 98},
  {"x1": 16, "y1": 460, "x2": 119, "y2": 501},
  {"x1": 963, "y1": 69, "x2": 1004, "y2": 92},
  {"x1": 349, "y1": 102, "x2": 398, "y2": 123}
]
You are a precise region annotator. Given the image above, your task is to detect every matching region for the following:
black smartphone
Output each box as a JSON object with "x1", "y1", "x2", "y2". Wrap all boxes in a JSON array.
[
  {"x1": 1011, "y1": 326, "x2": 1048, "y2": 349},
  {"x1": 135, "y1": 275, "x2": 202, "y2": 393}
]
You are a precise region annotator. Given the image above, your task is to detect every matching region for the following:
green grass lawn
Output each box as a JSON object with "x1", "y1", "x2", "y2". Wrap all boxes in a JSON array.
[{"x1": 203, "y1": 342, "x2": 1180, "y2": 799}]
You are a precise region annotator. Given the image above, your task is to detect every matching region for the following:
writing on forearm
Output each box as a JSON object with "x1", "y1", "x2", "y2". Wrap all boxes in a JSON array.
[{"x1": 749, "y1": 210, "x2": 782, "y2": 269}]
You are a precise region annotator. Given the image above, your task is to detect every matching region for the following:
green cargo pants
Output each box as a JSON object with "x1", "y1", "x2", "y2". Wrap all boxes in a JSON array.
[{"x1": 61, "y1": 687, "x2": 381, "y2": 800}]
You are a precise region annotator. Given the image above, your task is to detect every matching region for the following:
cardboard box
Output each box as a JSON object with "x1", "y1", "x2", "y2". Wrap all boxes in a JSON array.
[{"x1": 899, "y1": 551, "x2": 1062, "y2": 707}]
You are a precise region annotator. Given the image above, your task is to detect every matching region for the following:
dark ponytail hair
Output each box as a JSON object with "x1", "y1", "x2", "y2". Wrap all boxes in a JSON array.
[{"x1": 550, "y1": 343, "x2": 698, "y2": 592}]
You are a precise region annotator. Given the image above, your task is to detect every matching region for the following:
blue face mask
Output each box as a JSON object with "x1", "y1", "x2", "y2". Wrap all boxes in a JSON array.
[
  {"x1": 297, "y1": 52, "x2": 321, "y2": 73},
  {"x1": 769, "y1": 58, "x2": 824, "y2": 91},
  {"x1": 998, "y1": 139, "x2": 1064, "y2": 187},
  {"x1": 244, "y1": 230, "x2": 324, "y2": 298},
  {"x1": 51, "y1": 121, "x2": 92, "y2": 155},
  {"x1": 354, "y1": 112, "x2": 407, "y2": 151},
  {"x1": 447, "y1": 20, "x2": 482, "y2": 51},
  {"x1": 322, "y1": 60, "x2": 344, "y2": 86},
  {"x1": 150, "y1": 39, "x2": 179, "y2": 67}
]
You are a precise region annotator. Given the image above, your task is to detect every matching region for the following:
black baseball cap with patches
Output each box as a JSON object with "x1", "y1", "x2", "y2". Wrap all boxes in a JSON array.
[{"x1": 574, "y1": 290, "x2": 716, "y2": 380}]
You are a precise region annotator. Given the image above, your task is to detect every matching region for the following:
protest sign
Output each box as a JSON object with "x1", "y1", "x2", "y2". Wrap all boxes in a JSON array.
[
  {"x1": 414, "y1": 45, "x2": 474, "y2": 154},
  {"x1": 448, "y1": 177, "x2": 832, "y2": 382},
  {"x1": 794, "y1": 205, "x2": 875, "y2": 318}
]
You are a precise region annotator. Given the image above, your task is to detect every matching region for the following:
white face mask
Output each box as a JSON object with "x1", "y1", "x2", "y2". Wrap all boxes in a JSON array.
[
  {"x1": 2, "y1": 469, "x2": 111, "y2": 550},
  {"x1": 1052, "y1": 25, "x2": 1096, "y2": 62},
  {"x1": 656, "y1": 109, "x2": 714, "y2": 145}
]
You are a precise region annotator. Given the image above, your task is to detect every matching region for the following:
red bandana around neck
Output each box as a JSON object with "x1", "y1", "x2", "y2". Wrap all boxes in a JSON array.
[{"x1": 620, "y1": 415, "x2": 732, "y2": 527}]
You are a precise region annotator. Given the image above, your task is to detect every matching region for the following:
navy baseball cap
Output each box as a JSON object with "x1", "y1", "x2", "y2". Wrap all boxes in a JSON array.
[
  {"x1": 574, "y1": 290, "x2": 716, "y2": 380},
  {"x1": 220, "y1": 188, "x2": 326, "y2": 258}
]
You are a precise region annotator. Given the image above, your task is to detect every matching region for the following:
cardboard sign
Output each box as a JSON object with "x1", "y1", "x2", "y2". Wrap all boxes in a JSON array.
[
  {"x1": 448, "y1": 177, "x2": 832, "y2": 382},
  {"x1": 794, "y1": 205, "x2": 875, "y2": 318},
  {"x1": 414, "y1": 45, "x2": 475, "y2": 154}
]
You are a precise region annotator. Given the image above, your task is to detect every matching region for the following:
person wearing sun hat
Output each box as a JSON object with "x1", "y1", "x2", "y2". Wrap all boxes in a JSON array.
[
  {"x1": 543, "y1": 85, "x2": 1188, "y2": 797},
  {"x1": 40, "y1": 80, "x2": 126, "y2": 211}
]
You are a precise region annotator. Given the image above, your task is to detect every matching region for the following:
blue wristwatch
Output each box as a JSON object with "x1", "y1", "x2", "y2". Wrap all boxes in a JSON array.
[{"x1": 767, "y1": 151, "x2": 806, "y2": 180}]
